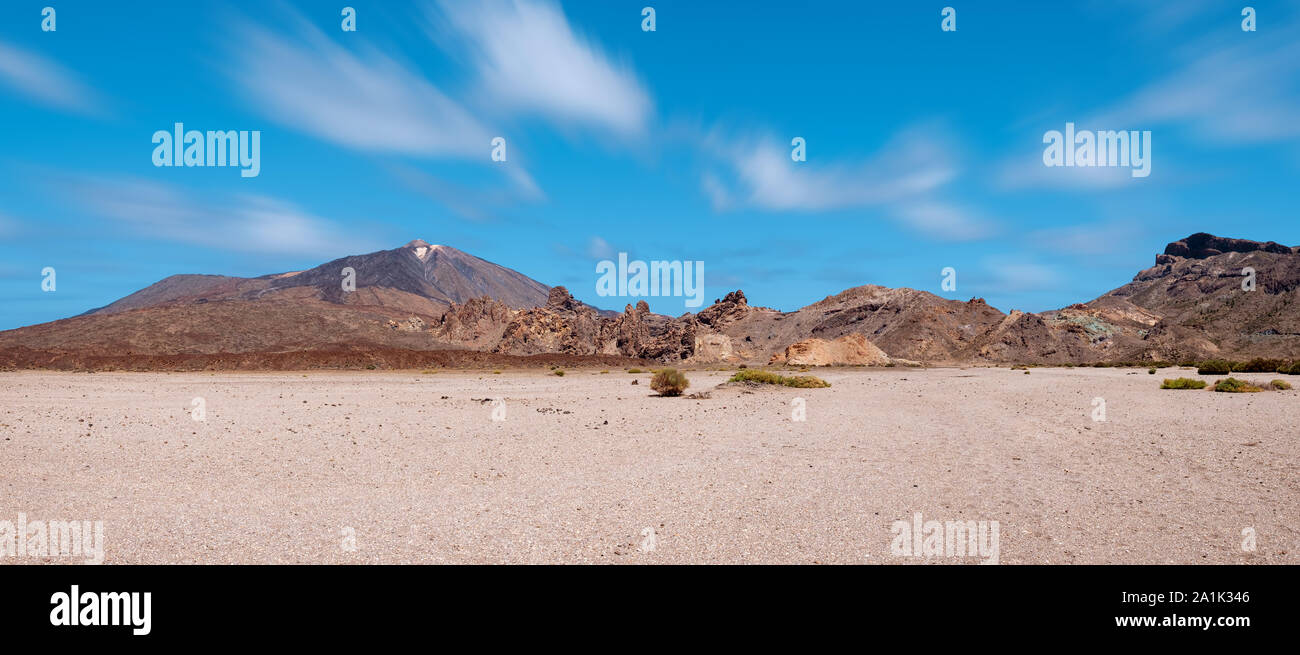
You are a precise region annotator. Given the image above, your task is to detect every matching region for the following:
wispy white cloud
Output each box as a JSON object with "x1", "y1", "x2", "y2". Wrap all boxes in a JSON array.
[
  {"x1": 998, "y1": 13, "x2": 1300, "y2": 190},
  {"x1": 707, "y1": 129, "x2": 955, "y2": 211},
  {"x1": 225, "y1": 16, "x2": 490, "y2": 158},
  {"x1": 702, "y1": 125, "x2": 993, "y2": 240},
  {"x1": 0, "y1": 39, "x2": 104, "y2": 116},
  {"x1": 70, "y1": 177, "x2": 374, "y2": 256},
  {"x1": 431, "y1": 0, "x2": 652, "y2": 135},
  {"x1": 891, "y1": 202, "x2": 991, "y2": 242},
  {"x1": 0, "y1": 211, "x2": 19, "y2": 238},
  {"x1": 388, "y1": 162, "x2": 543, "y2": 223},
  {"x1": 225, "y1": 2, "x2": 630, "y2": 208},
  {"x1": 1094, "y1": 38, "x2": 1300, "y2": 144},
  {"x1": 979, "y1": 257, "x2": 1062, "y2": 294},
  {"x1": 1024, "y1": 220, "x2": 1147, "y2": 257},
  {"x1": 997, "y1": 157, "x2": 1143, "y2": 190},
  {"x1": 586, "y1": 236, "x2": 615, "y2": 259}
]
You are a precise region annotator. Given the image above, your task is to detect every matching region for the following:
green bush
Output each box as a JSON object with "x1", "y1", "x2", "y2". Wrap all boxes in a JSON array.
[
  {"x1": 1197, "y1": 360, "x2": 1232, "y2": 375},
  {"x1": 1271, "y1": 379, "x2": 1293, "y2": 390},
  {"x1": 1276, "y1": 362, "x2": 1300, "y2": 375},
  {"x1": 1213, "y1": 377, "x2": 1264, "y2": 393},
  {"x1": 1160, "y1": 378, "x2": 1207, "y2": 390},
  {"x1": 1148, "y1": 368, "x2": 1156, "y2": 374},
  {"x1": 553, "y1": 369, "x2": 565, "y2": 377},
  {"x1": 728, "y1": 369, "x2": 830, "y2": 388},
  {"x1": 1234, "y1": 358, "x2": 1283, "y2": 373},
  {"x1": 627, "y1": 368, "x2": 643, "y2": 373},
  {"x1": 650, "y1": 369, "x2": 690, "y2": 396}
]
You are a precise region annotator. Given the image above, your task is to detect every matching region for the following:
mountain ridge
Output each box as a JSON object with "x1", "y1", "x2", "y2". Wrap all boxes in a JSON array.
[{"x1": 6, "y1": 232, "x2": 1300, "y2": 368}]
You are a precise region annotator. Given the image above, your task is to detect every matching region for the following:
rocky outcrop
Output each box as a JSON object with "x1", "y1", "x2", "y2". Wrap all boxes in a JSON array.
[
  {"x1": 690, "y1": 333, "x2": 737, "y2": 363},
  {"x1": 696, "y1": 290, "x2": 752, "y2": 329},
  {"x1": 13, "y1": 233, "x2": 1300, "y2": 368},
  {"x1": 493, "y1": 286, "x2": 601, "y2": 355},
  {"x1": 433, "y1": 296, "x2": 513, "y2": 349},
  {"x1": 492, "y1": 289, "x2": 763, "y2": 362},
  {"x1": 1162, "y1": 233, "x2": 1293, "y2": 260},
  {"x1": 769, "y1": 333, "x2": 891, "y2": 366},
  {"x1": 1083, "y1": 233, "x2": 1300, "y2": 361},
  {"x1": 597, "y1": 300, "x2": 653, "y2": 356},
  {"x1": 386, "y1": 316, "x2": 428, "y2": 332}
]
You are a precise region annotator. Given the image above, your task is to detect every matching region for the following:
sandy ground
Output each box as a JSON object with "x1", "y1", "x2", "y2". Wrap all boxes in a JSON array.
[{"x1": 1, "y1": 366, "x2": 1295, "y2": 564}]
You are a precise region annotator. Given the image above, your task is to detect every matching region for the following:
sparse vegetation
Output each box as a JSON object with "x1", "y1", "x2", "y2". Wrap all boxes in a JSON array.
[
  {"x1": 627, "y1": 368, "x2": 643, "y2": 373},
  {"x1": 599, "y1": 370, "x2": 609, "y2": 374},
  {"x1": 1213, "y1": 377, "x2": 1264, "y2": 393},
  {"x1": 1147, "y1": 367, "x2": 1156, "y2": 374},
  {"x1": 1197, "y1": 360, "x2": 1232, "y2": 375},
  {"x1": 1160, "y1": 378, "x2": 1207, "y2": 390},
  {"x1": 1271, "y1": 379, "x2": 1293, "y2": 390},
  {"x1": 493, "y1": 370, "x2": 501, "y2": 374},
  {"x1": 1194, "y1": 359, "x2": 1291, "y2": 374},
  {"x1": 729, "y1": 369, "x2": 830, "y2": 388},
  {"x1": 552, "y1": 369, "x2": 565, "y2": 377},
  {"x1": 650, "y1": 368, "x2": 690, "y2": 396},
  {"x1": 1234, "y1": 358, "x2": 1284, "y2": 373}
]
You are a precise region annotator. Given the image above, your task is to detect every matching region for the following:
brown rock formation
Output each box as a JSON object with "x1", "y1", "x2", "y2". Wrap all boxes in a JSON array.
[
  {"x1": 770, "y1": 333, "x2": 891, "y2": 366},
  {"x1": 7, "y1": 233, "x2": 1300, "y2": 369},
  {"x1": 493, "y1": 286, "x2": 602, "y2": 356},
  {"x1": 433, "y1": 296, "x2": 513, "y2": 350}
]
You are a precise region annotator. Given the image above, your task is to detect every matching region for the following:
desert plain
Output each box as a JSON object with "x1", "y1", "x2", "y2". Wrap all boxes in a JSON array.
[{"x1": 1, "y1": 366, "x2": 1295, "y2": 564}]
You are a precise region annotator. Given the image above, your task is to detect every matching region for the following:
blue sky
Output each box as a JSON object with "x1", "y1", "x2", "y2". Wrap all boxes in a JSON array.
[{"x1": 3, "y1": 0, "x2": 1299, "y2": 330}]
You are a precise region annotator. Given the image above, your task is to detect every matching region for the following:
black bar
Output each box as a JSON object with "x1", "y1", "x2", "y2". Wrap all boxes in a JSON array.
[{"x1": 1, "y1": 565, "x2": 1291, "y2": 644}]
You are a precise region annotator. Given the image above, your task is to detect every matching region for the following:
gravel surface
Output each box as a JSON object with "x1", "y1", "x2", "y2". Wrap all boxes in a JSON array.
[{"x1": 1, "y1": 367, "x2": 1295, "y2": 564}]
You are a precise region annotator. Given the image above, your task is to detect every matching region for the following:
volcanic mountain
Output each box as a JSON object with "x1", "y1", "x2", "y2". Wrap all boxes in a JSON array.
[
  {"x1": 2, "y1": 232, "x2": 1298, "y2": 370},
  {"x1": 0, "y1": 240, "x2": 555, "y2": 363},
  {"x1": 89, "y1": 239, "x2": 550, "y2": 317}
]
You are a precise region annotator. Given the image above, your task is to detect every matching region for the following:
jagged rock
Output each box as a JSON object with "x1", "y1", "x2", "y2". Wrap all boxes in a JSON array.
[
  {"x1": 433, "y1": 296, "x2": 512, "y2": 349},
  {"x1": 546, "y1": 285, "x2": 580, "y2": 311},
  {"x1": 769, "y1": 333, "x2": 890, "y2": 366},
  {"x1": 597, "y1": 301, "x2": 652, "y2": 356},
  {"x1": 1162, "y1": 233, "x2": 1293, "y2": 260},
  {"x1": 494, "y1": 286, "x2": 601, "y2": 355},
  {"x1": 386, "y1": 316, "x2": 427, "y2": 332},
  {"x1": 696, "y1": 290, "x2": 751, "y2": 329}
]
